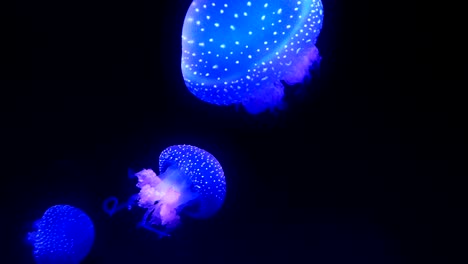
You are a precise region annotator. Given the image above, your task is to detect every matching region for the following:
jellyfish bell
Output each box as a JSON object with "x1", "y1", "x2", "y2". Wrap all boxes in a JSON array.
[
  {"x1": 27, "y1": 204, "x2": 95, "y2": 264},
  {"x1": 181, "y1": 0, "x2": 324, "y2": 114},
  {"x1": 103, "y1": 144, "x2": 227, "y2": 237}
]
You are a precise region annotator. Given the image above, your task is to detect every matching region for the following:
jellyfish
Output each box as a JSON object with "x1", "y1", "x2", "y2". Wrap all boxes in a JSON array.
[
  {"x1": 181, "y1": 0, "x2": 324, "y2": 114},
  {"x1": 103, "y1": 144, "x2": 227, "y2": 237},
  {"x1": 26, "y1": 205, "x2": 95, "y2": 264}
]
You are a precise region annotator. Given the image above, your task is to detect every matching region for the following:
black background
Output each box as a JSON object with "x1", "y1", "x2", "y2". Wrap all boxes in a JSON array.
[{"x1": 2, "y1": 0, "x2": 464, "y2": 263}]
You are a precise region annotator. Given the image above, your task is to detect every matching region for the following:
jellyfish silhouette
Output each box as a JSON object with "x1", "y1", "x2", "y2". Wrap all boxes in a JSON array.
[
  {"x1": 103, "y1": 144, "x2": 226, "y2": 237},
  {"x1": 181, "y1": 0, "x2": 324, "y2": 114},
  {"x1": 26, "y1": 205, "x2": 95, "y2": 264}
]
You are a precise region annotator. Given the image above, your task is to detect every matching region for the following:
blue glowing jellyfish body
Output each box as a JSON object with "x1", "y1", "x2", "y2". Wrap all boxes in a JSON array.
[
  {"x1": 157, "y1": 144, "x2": 226, "y2": 219},
  {"x1": 103, "y1": 144, "x2": 226, "y2": 237},
  {"x1": 27, "y1": 205, "x2": 95, "y2": 264},
  {"x1": 181, "y1": 0, "x2": 324, "y2": 114}
]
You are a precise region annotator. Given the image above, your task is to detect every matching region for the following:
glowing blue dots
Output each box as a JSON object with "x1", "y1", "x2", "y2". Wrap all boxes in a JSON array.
[
  {"x1": 181, "y1": 0, "x2": 324, "y2": 114},
  {"x1": 27, "y1": 205, "x2": 94, "y2": 264}
]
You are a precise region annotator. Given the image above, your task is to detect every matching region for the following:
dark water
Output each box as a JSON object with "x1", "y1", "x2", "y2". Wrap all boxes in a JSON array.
[{"x1": 3, "y1": 0, "x2": 463, "y2": 263}]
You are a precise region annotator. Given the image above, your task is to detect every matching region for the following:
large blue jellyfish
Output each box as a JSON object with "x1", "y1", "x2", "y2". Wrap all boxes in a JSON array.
[
  {"x1": 181, "y1": 0, "x2": 324, "y2": 114},
  {"x1": 103, "y1": 144, "x2": 227, "y2": 237},
  {"x1": 27, "y1": 205, "x2": 95, "y2": 264}
]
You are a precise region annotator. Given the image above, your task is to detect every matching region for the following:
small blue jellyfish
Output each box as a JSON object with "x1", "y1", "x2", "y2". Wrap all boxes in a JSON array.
[
  {"x1": 103, "y1": 144, "x2": 226, "y2": 237},
  {"x1": 181, "y1": 0, "x2": 324, "y2": 114},
  {"x1": 27, "y1": 205, "x2": 95, "y2": 264}
]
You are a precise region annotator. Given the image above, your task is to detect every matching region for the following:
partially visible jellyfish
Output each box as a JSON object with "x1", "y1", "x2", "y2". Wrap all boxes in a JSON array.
[
  {"x1": 181, "y1": 0, "x2": 324, "y2": 114},
  {"x1": 103, "y1": 144, "x2": 227, "y2": 237},
  {"x1": 27, "y1": 205, "x2": 95, "y2": 264}
]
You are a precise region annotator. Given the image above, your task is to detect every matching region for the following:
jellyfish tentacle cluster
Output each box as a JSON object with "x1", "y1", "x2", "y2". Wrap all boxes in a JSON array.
[
  {"x1": 181, "y1": 0, "x2": 324, "y2": 114},
  {"x1": 103, "y1": 144, "x2": 226, "y2": 237},
  {"x1": 27, "y1": 204, "x2": 95, "y2": 264}
]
